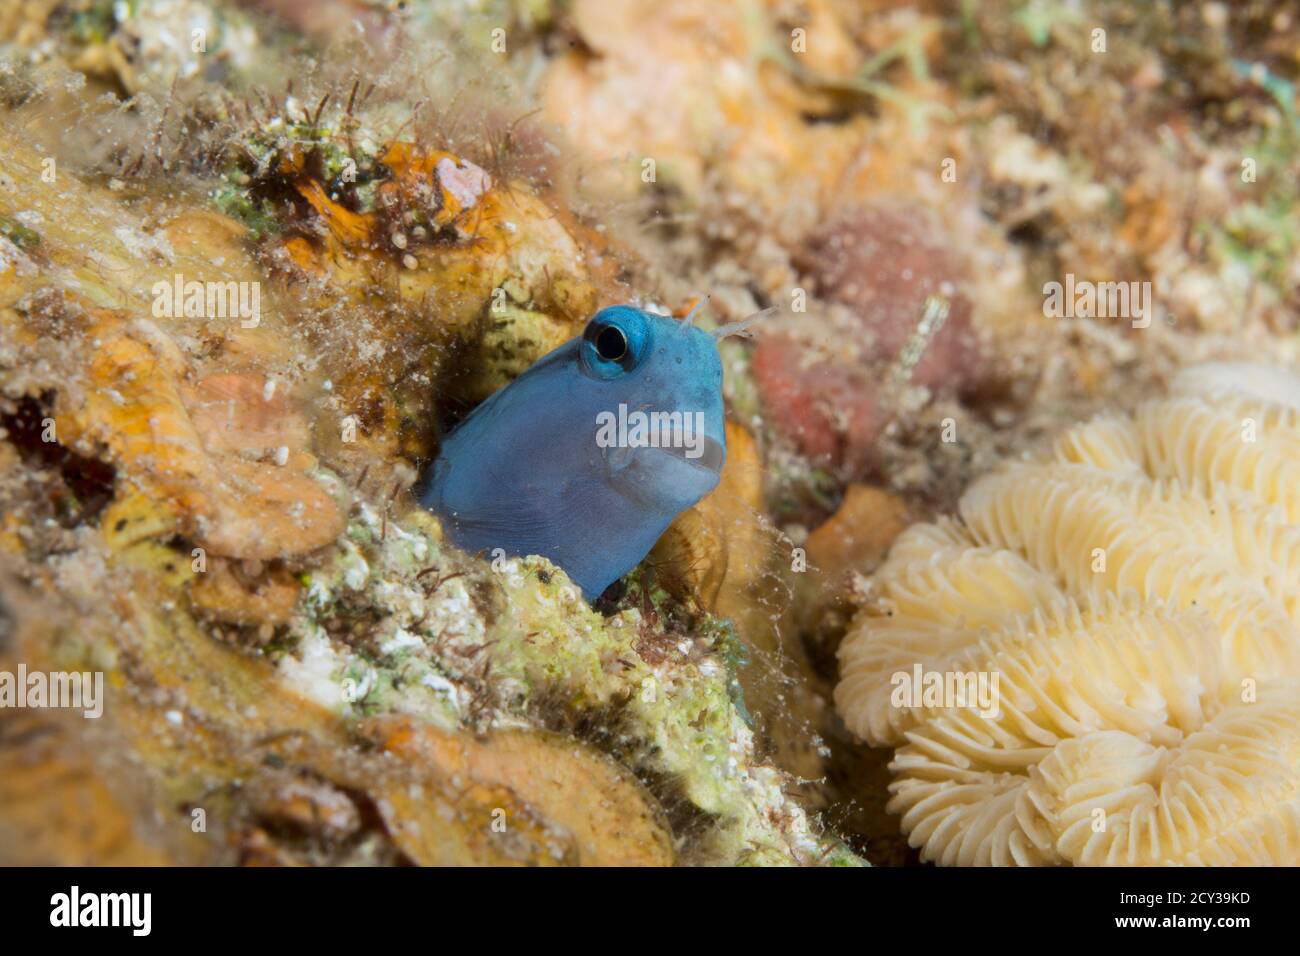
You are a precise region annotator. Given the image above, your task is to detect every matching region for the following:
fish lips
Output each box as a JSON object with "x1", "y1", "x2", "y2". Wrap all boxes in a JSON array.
[
  {"x1": 635, "y1": 432, "x2": 726, "y2": 508},
  {"x1": 647, "y1": 432, "x2": 726, "y2": 475},
  {"x1": 602, "y1": 431, "x2": 725, "y2": 510}
]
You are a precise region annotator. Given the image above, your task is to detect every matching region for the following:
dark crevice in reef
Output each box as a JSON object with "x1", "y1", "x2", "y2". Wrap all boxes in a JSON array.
[
  {"x1": 1, "y1": 392, "x2": 117, "y2": 527},
  {"x1": 0, "y1": 590, "x2": 11, "y2": 654}
]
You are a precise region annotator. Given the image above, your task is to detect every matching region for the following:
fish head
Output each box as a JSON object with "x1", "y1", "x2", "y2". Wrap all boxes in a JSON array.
[{"x1": 579, "y1": 305, "x2": 726, "y2": 511}]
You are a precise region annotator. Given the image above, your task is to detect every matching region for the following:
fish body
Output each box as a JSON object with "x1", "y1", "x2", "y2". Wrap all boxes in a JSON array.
[{"x1": 419, "y1": 305, "x2": 726, "y2": 598}]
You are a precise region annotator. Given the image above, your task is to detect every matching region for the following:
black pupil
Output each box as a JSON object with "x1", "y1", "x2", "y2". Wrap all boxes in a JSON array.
[{"x1": 595, "y1": 325, "x2": 627, "y2": 361}]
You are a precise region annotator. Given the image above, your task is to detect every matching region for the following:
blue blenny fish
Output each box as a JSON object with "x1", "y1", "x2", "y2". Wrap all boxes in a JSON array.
[{"x1": 418, "y1": 301, "x2": 765, "y2": 598}]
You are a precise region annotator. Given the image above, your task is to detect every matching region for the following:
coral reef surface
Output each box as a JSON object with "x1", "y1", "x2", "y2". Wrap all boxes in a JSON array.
[{"x1": 836, "y1": 363, "x2": 1300, "y2": 865}]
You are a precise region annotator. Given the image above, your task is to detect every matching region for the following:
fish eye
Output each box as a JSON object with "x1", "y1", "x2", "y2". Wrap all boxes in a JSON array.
[
  {"x1": 581, "y1": 307, "x2": 650, "y2": 379},
  {"x1": 594, "y1": 325, "x2": 628, "y2": 362}
]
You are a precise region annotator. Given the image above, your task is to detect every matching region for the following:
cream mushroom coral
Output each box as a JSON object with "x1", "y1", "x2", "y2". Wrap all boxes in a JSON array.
[{"x1": 835, "y1": 362, "x2": 1300, "y2": 865}]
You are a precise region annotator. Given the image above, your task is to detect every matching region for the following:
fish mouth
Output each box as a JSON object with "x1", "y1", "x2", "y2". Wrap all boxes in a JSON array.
[{"x1": 650, "y1": 434, "x2": 725, "y2": 474}]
